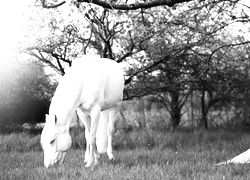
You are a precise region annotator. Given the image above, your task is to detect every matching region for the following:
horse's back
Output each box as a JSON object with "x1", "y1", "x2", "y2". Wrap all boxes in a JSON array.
[{"x1": 71, "y1": 56, "x2": 124, "y2": 109}]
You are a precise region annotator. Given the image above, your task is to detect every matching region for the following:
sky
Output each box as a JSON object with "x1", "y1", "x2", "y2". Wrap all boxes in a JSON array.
[
  {"x1": 0, "y1": 1, "x2": 33, "y2": 67},
  {"x1": 0, "y1": 2, "x2": 29, "y2": 49}
]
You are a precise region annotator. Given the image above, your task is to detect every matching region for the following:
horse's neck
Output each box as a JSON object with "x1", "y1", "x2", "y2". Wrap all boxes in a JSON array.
[
  {"x1": 50, "y1": 72, "x2": 82, "y2": 125},
  {"x1": 49, "y1": 96, "x2": 75, "y2": 128}
]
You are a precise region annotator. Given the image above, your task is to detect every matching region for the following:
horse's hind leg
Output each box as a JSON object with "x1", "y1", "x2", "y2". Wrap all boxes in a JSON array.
[{"x1": 107, "y1": 104, "x2": 120, "y2": 160}]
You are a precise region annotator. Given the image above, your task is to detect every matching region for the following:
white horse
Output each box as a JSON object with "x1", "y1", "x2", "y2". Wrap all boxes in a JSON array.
[{"x1": 40, "y1": 55, "x2": 124, "y2": 168}]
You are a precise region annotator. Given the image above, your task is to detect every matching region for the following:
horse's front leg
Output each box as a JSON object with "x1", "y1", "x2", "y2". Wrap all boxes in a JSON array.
[
  {"x1": 76, "y1": 109, "x2": 91, "y2": 164},
  {"x1": 85, "y1": 106, "x2": 101, "y2": 168},
  {"x1": 84, "y1": 127, "x2": 90, "y2": 163}
]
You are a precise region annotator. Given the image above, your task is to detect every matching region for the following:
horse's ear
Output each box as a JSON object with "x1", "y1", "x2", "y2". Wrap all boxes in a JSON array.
[
  {"x1": 54, "y1": 114, "x2": 57, "y2": 124},
  {"x1": 45, "y1": 114, "x2": 49, "y2": 122},
  {"x1": 45, "y1": 114, "x2": 57, "y2": 124}
]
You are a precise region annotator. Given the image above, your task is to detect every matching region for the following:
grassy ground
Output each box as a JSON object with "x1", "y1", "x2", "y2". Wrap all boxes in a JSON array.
[{"x1": 1, "y1": 128, "x2": 250, "y2": 179}]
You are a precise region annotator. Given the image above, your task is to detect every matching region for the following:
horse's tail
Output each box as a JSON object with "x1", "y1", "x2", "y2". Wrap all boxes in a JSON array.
[{"x1": 96, "y1": 110, "x2": 109, "y2": 153}]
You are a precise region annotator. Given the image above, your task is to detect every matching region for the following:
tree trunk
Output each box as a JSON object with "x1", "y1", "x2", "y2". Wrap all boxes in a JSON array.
[
  {"x1": 169, "y1": 109, "x2": 181, "y2": 131},
  {"x1": 200, "y1": 89, "x2": 208, "y2": 129},
  {"x1": 138, "y1": 98, "x2": 147, "y2": 129},
  {"x1": 191, "y1": 91, "x2": 194, "y2": 127},
  {"x1": 169, "y1": 91, "x2": 181, "y2": 131}
]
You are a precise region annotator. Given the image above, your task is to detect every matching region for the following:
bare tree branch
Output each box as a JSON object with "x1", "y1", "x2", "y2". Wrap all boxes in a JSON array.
[
  {"x1": 76, "y1": 0, "x2": 194, "y2": 10},
  {"x1": 208, "y1": 41, "x2": 250, "y2": 63},
  {"x1": 125, "y1": 54, "x2": 170, "y2": 85},
  {"x1": 41, "y1": 0, "x2": 66, "y2": 8},
  {"x1": 40, "y1": 0, "x2": 206, "y2": 10},
  {"x1": 124, "y1": 81, "x2": 186, "y2": 100},
  {"x1": 26, "y1": 49, "x2": 60, "y2": 72},
  {"x1": 117, "y1": 31, "x2": 135, "y2": 63},
  {"x1": 83, "y1": 28, "x2": 93, "y2": 54},
  {"x1": 123, "y1": 85, "x2": 170, "y2": 100},
  {"x1": 51, "y1": 53, "x2": 66, "y2": 74}
]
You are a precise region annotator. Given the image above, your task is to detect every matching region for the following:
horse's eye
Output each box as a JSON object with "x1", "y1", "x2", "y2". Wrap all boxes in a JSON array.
[{"x1": 50, "y1": 139, "x2": 55, "y2": 144}]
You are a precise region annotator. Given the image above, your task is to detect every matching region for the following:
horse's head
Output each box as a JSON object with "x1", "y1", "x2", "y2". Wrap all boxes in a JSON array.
[{"x1": 41, "y1": 114, "x2": 72, "y2": 168}]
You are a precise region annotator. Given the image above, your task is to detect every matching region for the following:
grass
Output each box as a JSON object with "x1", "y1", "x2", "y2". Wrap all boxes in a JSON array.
[{"x1": 1, "y1": 128, "x2": 250, "y2": 179}]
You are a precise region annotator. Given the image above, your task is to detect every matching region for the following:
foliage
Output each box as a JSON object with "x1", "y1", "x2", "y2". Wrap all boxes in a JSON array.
[{"x1": 0, "y1": 60, "x2": 55, "y2": 129}]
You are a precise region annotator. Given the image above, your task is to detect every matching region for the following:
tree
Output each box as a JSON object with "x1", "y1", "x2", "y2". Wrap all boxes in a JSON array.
[{"x1": 0, "y1": 59, "x2": 55, "y2": 130}]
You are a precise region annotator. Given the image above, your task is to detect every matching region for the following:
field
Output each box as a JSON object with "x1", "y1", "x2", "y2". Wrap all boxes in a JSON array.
[{"x1": 1, "y1": 128, "x2": 250, "y2": 179}]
